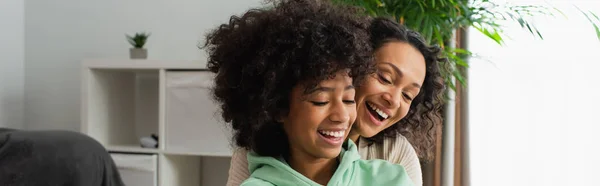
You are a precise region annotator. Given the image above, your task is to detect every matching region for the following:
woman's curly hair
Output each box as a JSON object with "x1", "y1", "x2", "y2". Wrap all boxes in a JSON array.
[
  {"x1": 364, "y1": 17, "x2": 447, "y2": 161},
  {"x1": 202, "y1": 0, "x2": 374, "y2": 157}
]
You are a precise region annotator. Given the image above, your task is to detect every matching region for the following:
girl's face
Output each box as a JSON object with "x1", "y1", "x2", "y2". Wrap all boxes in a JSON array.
[
  {"x1": 282, "y1": 70, "x2": 357, "y2": 159},
  {"x1": 354, "y1": 41, "x2": 426, "y2": 138}
]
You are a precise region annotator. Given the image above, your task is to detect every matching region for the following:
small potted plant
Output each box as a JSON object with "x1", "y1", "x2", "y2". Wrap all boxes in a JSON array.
[{"x1": 126, "y1": 32, "x2": 150, "y2": 59}]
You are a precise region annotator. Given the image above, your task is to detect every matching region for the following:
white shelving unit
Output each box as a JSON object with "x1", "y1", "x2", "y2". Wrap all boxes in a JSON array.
[{"x1": 81, "y1": 59, "x2": 232, "y2": 186}]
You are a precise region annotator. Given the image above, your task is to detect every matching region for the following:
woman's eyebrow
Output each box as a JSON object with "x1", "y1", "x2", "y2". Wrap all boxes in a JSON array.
[
  {"x1": 381, "y1": 62, "x2": 403, "y2": 77},
  {"x1": 381, "y1": 62, "x2": 421, "y2": 88}
]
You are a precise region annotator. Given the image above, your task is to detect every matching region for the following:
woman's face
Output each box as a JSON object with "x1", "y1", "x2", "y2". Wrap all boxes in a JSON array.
[
  {"x1": 282, "y1": 70, "x2": 357, "y2": 159},
  {"x1": 354, "y1": 41, "x2": 427, "y2": 138}
]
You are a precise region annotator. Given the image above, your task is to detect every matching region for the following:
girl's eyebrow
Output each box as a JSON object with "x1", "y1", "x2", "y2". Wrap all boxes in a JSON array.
[{"x1": 306, "y1": 85, "x2": 355, "y2": 94}]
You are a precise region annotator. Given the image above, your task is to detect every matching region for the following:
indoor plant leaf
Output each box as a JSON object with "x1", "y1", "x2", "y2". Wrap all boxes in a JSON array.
[{"x1": 331, "y1": 0, "x2": 598, "y2": 91}]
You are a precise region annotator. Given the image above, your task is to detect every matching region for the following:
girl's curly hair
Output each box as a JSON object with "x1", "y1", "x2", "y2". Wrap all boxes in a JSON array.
[
  {"x1": 364, "y1": 17, "x2": 447, "y2": 161},
  {"x1": 202, "y1": 0, "x2": 374, "y2": 157}
]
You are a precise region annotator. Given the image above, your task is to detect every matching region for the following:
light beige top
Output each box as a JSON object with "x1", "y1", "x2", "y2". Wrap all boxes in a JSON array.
[{"x1": 226, "y1": 135, "x2": 423, "y2": 186}]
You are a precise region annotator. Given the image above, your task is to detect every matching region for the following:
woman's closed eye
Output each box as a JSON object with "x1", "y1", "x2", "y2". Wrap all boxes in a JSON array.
[
  {"x1": 403, "y1": 93, "x2": 413, "y2": 101},
  {"x1": 377, "y1": 73, "x2": 392, "y2": 84}
]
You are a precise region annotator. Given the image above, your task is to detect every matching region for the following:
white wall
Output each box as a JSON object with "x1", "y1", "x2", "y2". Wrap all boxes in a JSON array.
[
  {"x1": 468, "y1": 1, "x2": 600, "y2": 185},
  {"x1": 24, "y1": 0, "x2": 262, "y2": 131},
  {"x1": 0, "y1": 0, "x2": 25, "y2": 129},
  {"x1": 24, "y1": 0, "x2": 262, "y2": 185}
]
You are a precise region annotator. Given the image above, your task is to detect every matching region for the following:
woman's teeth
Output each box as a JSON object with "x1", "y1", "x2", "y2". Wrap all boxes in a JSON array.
[
  {"x1": 368, "y1": 102, "x2": 389, "y2": 119},
  {"x1": 318, "y1": 130, "x2": 345, "y2": 138}
]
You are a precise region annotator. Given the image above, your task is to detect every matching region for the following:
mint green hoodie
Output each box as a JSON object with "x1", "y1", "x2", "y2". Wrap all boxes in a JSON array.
[{"x1": 241, "y1": 140, "x2": 414, "y2": 186}]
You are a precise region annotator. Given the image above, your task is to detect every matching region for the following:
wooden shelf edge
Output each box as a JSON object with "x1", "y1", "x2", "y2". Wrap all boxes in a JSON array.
[
  {"x1": 107, "y1": 145, "x2": 162, "y2": 154},
  {"x1": 82, "y1": 59, "x2": 207, "y2": 70},
  {"x1": 105, "y1": 145, "x2": 233, "y2": 157},
  {"x1": 161, "y1": 151, "x2": 232, "y2": 158}
]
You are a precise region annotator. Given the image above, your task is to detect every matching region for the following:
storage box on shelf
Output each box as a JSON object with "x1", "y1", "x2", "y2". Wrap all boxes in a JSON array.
[
  {"x1": 164, "y1": 71, "x2": 232, "y2": 156},
  {"x1": 111, "y1": 153, "x2": 158, "y2": 186},
  {"x1": 81, "y1": 59, "x2": 232, "y2": 186}
]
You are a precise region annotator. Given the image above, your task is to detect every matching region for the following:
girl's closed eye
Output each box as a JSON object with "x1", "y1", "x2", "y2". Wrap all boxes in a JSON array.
[
  {"x1": 311, "y1": 101, "x2": 329, "y2": 106},
  {"x1": 311, "y1": 100, "x2": 355, "y2": 105}
]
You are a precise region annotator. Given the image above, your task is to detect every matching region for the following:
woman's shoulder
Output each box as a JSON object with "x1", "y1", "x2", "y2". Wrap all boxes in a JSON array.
[
  {"x1": 359, "y1": 134, "x2": 415, "y2": 162},
  {"x1": 384, "y1": 134, "x2": 412, "y2": 148},
  {"x1": 227, "y1": 147, "x2": 251, "y2": 186}
]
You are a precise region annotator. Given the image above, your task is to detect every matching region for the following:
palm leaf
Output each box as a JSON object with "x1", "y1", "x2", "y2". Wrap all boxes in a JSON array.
[
  {"x1": 576, "y1": 6, "x2": 600, "y2": 41},
  {"x1": 331, "y1": 0, "x2": 599, "y2": 91}
]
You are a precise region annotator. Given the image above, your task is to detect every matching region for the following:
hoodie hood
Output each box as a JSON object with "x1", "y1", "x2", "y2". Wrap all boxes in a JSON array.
[{"x1": 246, "y1": 140, "x2": 361, "y2": 186}]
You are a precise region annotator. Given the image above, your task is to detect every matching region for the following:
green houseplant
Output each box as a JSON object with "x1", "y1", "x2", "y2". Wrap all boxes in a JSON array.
[
  {"x1": 332, "y1": 0, "x2": 600, "y2": 90},
  {"x1": 126, "y1": 32, "x2": 151, "y2": 59}
]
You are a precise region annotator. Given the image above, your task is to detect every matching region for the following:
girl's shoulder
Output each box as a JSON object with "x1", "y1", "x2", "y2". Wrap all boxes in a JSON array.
[{"x1": 352, "y1": 158, "x2": 415, "y2": 186}]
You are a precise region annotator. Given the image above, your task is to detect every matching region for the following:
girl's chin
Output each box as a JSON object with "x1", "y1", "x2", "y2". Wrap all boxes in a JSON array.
[{"x1": 315, "y1": 149, "x2": 342, "y2": 159}]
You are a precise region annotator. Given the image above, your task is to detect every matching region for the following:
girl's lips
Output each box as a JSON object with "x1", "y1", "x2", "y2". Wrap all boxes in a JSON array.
[{"x1": 317, "y1": 131, "x2": 345, "y2": 146}]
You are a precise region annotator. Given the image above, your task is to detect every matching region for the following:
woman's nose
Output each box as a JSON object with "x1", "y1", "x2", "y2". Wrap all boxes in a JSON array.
[{"x1": 382, "y1": 90, "x2": 401, "y2": 109}]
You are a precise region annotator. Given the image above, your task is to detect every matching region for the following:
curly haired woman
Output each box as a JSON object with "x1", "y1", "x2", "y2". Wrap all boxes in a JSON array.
[
  {"x1": 348, "y1": 16, "x2": 446, "y2": 186},
  {"x1": 203, "y1": 0, "x2": 416, "y2": 185}
]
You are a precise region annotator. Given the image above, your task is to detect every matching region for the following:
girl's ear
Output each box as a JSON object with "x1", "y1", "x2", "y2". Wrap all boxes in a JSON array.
[
  {"x1": 275, "y1": 110, "x2": 288, "y2": 124},
  {"x1": 276, "y1": 114, "x2": 285, "y2": 124}
]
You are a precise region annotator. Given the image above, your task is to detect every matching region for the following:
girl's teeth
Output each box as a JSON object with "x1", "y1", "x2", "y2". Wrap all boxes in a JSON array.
[{"x1": 319, "y1": 130, "x2": 344, "y2": 137}]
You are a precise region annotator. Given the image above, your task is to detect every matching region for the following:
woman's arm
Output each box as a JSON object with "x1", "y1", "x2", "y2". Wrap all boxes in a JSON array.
[
  {"x1": 389, "y1": 135, "x2": 423, "y2": 186},
  {"x1": 227, "y1": 148, "x2": 251, "y2": 186}
]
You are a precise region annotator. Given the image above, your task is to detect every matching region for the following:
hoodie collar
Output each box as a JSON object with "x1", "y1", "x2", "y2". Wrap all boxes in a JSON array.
[{"x1": 246, "y1": 139, "x2": 361, "y2": 186}]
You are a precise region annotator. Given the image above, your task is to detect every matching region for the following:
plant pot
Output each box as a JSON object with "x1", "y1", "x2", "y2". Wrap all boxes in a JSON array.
[{"x1": 130, "y1": 48, "x2": 148, "y2": 59}]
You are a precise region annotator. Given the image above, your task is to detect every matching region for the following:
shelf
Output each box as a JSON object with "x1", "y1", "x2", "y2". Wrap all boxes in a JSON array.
[
  {"x1": 106, "y1": 145, "x2": 233, "y2": 157},
  {"x1": 108, "y1": 145, "x2": 162, "y2": 154},
  {"x1": 159, "y1": 154, "x2": 201, "y2": 186},
  {"x1": 83, "y1": 59, "x2": 206, "y2": 70},
  {"x1": 82, "y1": 69, "x2": 160, "y2": 149},
  {"x1": 81, "y1": 59, "x2": 233, "y2": 186},
  {"x1": 162, "y1": 150, "x2": 232, "y2": 158}
]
